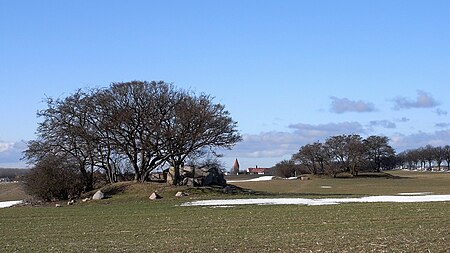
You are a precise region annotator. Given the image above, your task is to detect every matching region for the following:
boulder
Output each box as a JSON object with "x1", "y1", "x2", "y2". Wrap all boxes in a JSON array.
[
  {"x1": 175, "y1": 191, "x2": 188, "y2": 197},
  {"x1": 166, "y1": 167, "x2": 176, "y2": 185},
  {"x1": 181, "y1": 166, "x2": 204, "y2": 178},
  {"x1": 166, "y1": 165, "x2": 227, "y2": 186},
  {"x1": 149, "y1": 192, "x2": 162, "y2": 200},
  {"x1": 223, "y1": 185, "x2": 233, "y2": 194},
  {"x1": 92, "y1": 190, "x2": 104, "y2": 200}
]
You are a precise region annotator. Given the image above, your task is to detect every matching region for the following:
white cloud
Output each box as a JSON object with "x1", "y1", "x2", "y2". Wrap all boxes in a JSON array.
[
  {"x1": 369, "y1": 120, "x2": 396, "y2": 129},
  {"x1": 289, "y1": 122, "x2": 366, "y2": 137},
  {"x1": 392, "y1": 90, "x2": 440, "y2": 110},
  {"x1": 226, "y1": 122, "x2": 366, "y2": 159},
  {"x1": 223, "y1": 122, "x2": 450, "y2": 170},
  {"x1": 390, "y1": 129, "x2": 450, "y2": 151},
  {"x1": 0, "y1": 142, "x2": 13, "y2": 153},
  {"x1": 330, "y1": 97, "x2": 376, "y2": 113},
  {"x1": 227, "y1": 132, "x2": 303, "y2": 159},
  {"x1": 0, "y1": 141, "x2": 27, "y2": 168}
]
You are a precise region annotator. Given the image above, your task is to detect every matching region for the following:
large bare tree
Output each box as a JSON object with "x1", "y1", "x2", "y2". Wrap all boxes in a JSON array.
[
  {"x1": 25, "y1": 91, "x2": 99, "y2": 191},
  {"x1": 161, "y1": 91, "x2": 242, "y2": 184},
  {"x1": 25, "y1": 81, "x2": 241, "y2": 187},
  {"x1": 363, "y1": 135, "x2": 395, "y2": 172}
]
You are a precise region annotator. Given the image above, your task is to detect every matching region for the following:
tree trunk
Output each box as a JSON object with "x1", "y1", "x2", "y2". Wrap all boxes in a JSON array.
[{"x1": 172, "y1": 164, "x2": 181, "y2": 185}]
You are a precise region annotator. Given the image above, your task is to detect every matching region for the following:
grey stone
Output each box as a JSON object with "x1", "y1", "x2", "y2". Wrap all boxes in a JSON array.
[
  {"x1": 175, "y1": 191, "x2": 188, "y2": 197},
  {"x1": 223, "y1": 186, "x2": 233, "y2": 194},
  {"x1": 149, "y1": 192, "x2": 162, "y2": 200},
  {"x1": 92, "y1": 190, "x2": 104, "y2": 200}
]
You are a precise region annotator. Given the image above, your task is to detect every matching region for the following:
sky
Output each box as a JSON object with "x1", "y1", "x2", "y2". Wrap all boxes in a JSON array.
[{"x1": 1, "y1": 1, "x2": 450, "y2": 170}]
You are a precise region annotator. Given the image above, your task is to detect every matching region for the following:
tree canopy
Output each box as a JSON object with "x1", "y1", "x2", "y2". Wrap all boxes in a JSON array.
[
  {"x1": 292, "y1": 134, "x2": 396, "y2": 177},
  {"x1": 24, "y1": 81, "x2": 242, "y2": 192}
]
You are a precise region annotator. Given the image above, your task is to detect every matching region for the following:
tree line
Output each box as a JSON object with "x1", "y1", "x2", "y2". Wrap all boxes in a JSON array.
[
  {"x1": 24, "y1": 81, "x2": 241, "y2": 199},
  {"x1": 274, "y1": 134, "x2": 450, "y2": 178},
  {"x1": 397, "y1": 145, "x2": 450, "y2": 170},
  {"x1": 275, "y1": 134, "x2": 396, "y2": 177}
]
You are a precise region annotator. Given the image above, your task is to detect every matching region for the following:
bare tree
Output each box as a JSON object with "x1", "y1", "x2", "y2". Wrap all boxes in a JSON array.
[
  {"x1": 24, "y1": 91, "x2": 98, "y2": 191},
  {"x1": 292, "y1": 142, "x2": 327, "y2": 175},
  {"x1": 324, "y1": 135, "x2": 365, "y2": 176},
  {"x1": 422, "y1": 145, "x2": 435, "y2": 170},
  {"x1": 433, "y1": 146, "x2": 445, "y2": 170},
  {"x1": 25, "y1": 81, "x2": 241, "y2": 186},
  {"x1": 364, "y1": 135, "x2": 395, "y2": 172},
  {"x1": 161, "y1": 91, "x2": 241, "y2": 185},
  {"x1": 273, "y1": 160, "x2": 298, "y2": 178},
  {"x1": 94, "y1": 81, "x2": 174, "y2": 182},
  {"x1": 444, "y1": 145, "x2": 450, "y2": 170},
  {"x1": 346, "y1": 134, "x2": 366, "y2": 176},
  {"x1": 324, "y1": 135, "x2": 348, "y2": 176}
]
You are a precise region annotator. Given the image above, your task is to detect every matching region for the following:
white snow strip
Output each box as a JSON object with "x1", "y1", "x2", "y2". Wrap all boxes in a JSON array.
[
  {"x1": 227, "y1": 176, "x2": 274, "y2": 183},
  {"x1": 321, "y1": 186, "x2": 332, "y2": 189},
  {"x1": 397, "y1": 192, "x2": 433, "y2": 196},
  {"x1": 181, "y1": 195, "x2": 450, "y2": 207},
  {"x1": 206, "y1": 205, "x2": 235, "y2": 209},
  {"x1": 0, "y1": 200, "x2": 22, "y2": 208}
]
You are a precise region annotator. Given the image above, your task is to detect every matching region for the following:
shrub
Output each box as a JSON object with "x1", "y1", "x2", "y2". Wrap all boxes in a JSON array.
[
  {"x1": 24, "y1": 155, "x2": 84, "y2": 201},
  {"x1": 273, "y1": 160, "x2": 299, "y2": 178}
]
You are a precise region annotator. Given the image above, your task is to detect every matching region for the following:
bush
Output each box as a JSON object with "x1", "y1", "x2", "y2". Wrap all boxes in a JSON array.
[
  {"x1": 273, "y1": 160, "x2": 299, "y2": 178},
  {"x1": 24, "y1": 155, "x2": 84, "y2": 201}
]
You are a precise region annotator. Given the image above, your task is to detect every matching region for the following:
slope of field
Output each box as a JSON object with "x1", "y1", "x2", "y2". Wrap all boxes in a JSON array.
[{"x1": 0, "y1": 183, "x2": 30, "y2": 202}]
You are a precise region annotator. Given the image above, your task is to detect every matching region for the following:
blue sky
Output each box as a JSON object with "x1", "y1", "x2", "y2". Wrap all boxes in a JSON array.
[{"x1": 1, "y1": 1, "x2": 450, "y2": 170}]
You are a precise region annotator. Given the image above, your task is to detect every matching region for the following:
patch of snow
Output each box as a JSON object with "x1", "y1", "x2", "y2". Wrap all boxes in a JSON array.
[
  {"x1": 206, "y1": 205, "x2": 235, "y2": 209},
  {"x1": 397, "y1": 192, "x2": 433, "y2": 196},
  {"x1": 181, "y1": 195, "x2": 450, "y2": 207},
  {"x1": 0, "y1": 200, "x2": 22, "y2": 208},
  {"x1": 321, "y1": 186, "x2": 332, "y2": 189},
  {"x1": 287, "y1": 177, "x2": 298, "y2": 180},
  {"x1": 227, "y1": 176, "x2": 274, "y2": 183}
]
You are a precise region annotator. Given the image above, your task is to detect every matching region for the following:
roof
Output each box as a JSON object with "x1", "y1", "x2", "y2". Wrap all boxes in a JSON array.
[
  {"x1": 233, "y1": 159, "x2": 240, "y2": 170},
  {"x1": 247, "y1": 168, "x2": 270, "y2": 173}
]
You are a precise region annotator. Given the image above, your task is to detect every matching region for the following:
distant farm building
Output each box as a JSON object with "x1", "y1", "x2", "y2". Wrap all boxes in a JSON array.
[{"x1": 247, "y1": 166, "x2": 271, "y2": 175}]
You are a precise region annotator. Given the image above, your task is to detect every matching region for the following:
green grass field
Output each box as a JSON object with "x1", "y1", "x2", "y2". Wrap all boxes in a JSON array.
[{"x1": 1, "y1": 171, "x2": 449, "y2": 252}]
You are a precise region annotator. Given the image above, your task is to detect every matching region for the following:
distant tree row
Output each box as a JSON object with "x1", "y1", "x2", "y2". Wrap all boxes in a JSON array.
[
  {"x1": 274, "y1": 134, "x2": 397, "y2": 178},
  {"x1": 397, "y1": 145, "x2": 450, "y2": 170},
  {"x1": 274, "y1": 135, "x2": 450, "y2": 178},
  {"x1": 24, "y1": 81, "x2": 241, "y2": 199},
  {"x1": 0, "y1": 168, "x2": 30, "y2": 180}
]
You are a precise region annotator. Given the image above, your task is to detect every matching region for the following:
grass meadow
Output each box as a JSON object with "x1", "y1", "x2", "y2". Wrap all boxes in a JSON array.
[{"x1": 1, "y1": 170, "x2": 449, "y2": 252}]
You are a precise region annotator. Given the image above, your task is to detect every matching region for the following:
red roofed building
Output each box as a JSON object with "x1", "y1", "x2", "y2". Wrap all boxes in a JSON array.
[{"x1": 247, "y1": 166, "x2": 271, "y2": 175}]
